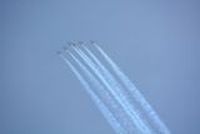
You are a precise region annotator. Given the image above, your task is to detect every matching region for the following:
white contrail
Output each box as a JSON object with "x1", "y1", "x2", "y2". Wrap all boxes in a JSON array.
[
  {"x1": 92, "y1": 43, "x2": 171, "y2": 134},
  {"x1": 80, "y1": 46, "x2": 152, "y2": 132},
  {"x1": 72, "y1": 46, "x2": 150, "y2": 133},
  {"x1": 67, "y1": 51, "x2": 143, "y2": 133},
  {"x1": 58, "y1": 54, "x2": 127, "y2": 134},
  {"x1": 58, "y1": 41, "x2": 171, "y2": 134}
]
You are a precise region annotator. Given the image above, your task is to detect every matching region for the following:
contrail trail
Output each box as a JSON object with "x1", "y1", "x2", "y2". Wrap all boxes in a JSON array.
[
  {"x1": 67, "y1": 51, "x2": 144, "y2": 133},
  {"x1": 60, "y1": 50, "x2": 145, "y2": 133},
  {"x1": 58, "y1": 53, "x2": 127, "y2": 134},
  {"x1": 91, "y1": 42, "x2": 171, "y2": 134},
  {"x1": 80, "y1": 45, "x2": 152, "y2": 132},
  {"x1": 58, "y1": 41, "x2": 171, "y2": 134},
  {"x1": 72, "y1": 46, "x2": 150, "y2": 133}
]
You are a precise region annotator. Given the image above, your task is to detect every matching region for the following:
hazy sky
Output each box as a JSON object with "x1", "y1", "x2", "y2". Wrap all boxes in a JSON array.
[{"x1": 1, "y1": 0, "x2": 200, "y2": 133}]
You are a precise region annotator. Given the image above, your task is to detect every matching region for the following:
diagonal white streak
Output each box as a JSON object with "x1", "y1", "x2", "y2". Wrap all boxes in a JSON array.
[
  {"x1": 68, "y1": 52, "x2": 143, "y2": 133},
  {"x1": 72, "y1": 47, "x2": 150, "y2": 133},
  {"x1": 59, "y1": 54, "x2": 127, "y2": 134},
  {"x1": 81, "y1": 46, "x2": 152, "y2": 133},
  {"x1": 59, "y1": 42, "x2": 171, "y2": 134},
  {"x1": 93, "y1": 43, "x2": 171, "y2": 134}
]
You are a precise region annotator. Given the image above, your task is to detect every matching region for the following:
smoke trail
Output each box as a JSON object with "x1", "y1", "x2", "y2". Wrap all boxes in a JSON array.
[
  {"x1": 68, "y1": 51, "x2": 146, "y2": 133},
  {"x1": 80, "y1": 46, "x2": 154, "y2": 132},
  {"x1": 58, "y1": 54, "x2": 127, "y2": 134},
  {"x1": 72, "y1": 46, "x2": 151, "y2": 133},
  {"x1": 64, "y1": 50, "x2": 148, "y2": 133},
  {"x1": 92, "y1": 43, "x2": 170, "y2": 134},
  {"x1": 58, "y1": 41, "x2": 170, "y2": 134}
]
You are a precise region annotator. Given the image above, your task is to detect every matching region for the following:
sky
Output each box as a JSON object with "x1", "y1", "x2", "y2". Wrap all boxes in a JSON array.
[{"x1": 1, "y1": 0, "x2": 200, "y2": 133}]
